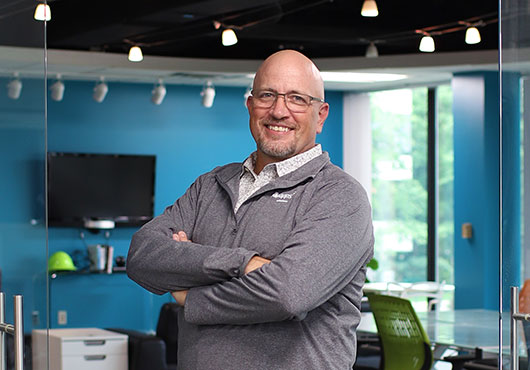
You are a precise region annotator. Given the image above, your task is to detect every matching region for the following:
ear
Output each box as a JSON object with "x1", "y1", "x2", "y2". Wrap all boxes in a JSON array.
[
  {"x1": 316, "y1": 103, "x2": 329, "y2": 134},
  {"x1": 246, "y1": 95, "x2": 253, "y2": 112}
]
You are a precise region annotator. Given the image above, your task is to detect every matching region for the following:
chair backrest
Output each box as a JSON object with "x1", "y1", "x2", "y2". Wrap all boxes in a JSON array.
[
  {"x1": 156, "y1": 302, "x2": 180, "y2": 366},
  {"x1": 367, "y1": 294, "x2": 433, "y2": 370}
]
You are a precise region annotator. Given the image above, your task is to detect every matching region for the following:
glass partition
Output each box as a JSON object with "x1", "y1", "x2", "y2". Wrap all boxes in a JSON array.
[
  {"x1": 0, "y1": 4, "x2": 47, "y2": 369},
  {"x1": 44, "y1": 11, "x2": 160, "y2": 345},
  {"x1": 501, "y1": 0, "x2": 529, "y2": 367}
]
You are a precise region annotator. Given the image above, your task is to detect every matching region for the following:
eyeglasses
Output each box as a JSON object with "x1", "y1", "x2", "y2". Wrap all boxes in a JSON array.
[{"x1": 250, "y1": 90, "x2": 325, "y2": 113}]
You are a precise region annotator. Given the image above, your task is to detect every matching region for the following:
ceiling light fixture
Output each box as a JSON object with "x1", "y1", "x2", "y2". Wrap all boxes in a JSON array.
[
  {"x1": 34, "y1": 3, "x2": 51, "y2": 21},
  {"x1": 465, "y1": 26, "x2": 481, "y2": 44},
  {"x1": 365, "y1": 42, "x2": 379, "y2": 58},
  {"x1": 320, "y1": 72, "x2": 407, "y2": 83},
  {"x1": 93, "y1": 77, "x2": 108, "y2": 103},
  {"x1": 361, "y1": 0, "x2": 378, "y2": 17},
  {"x1": 50, "y1": 75, "x2": 65, "y2": 102},
  {"x1": 7, "y1": 73, "x2": 22, "y2": 100},
  {"x1": 222, "y1": 29, "x2": 238, "y2": 46},
  {"x1": 201, "y1": 81, "x2": 216, "y2": 108},
  {"x1": 419, "y1": 34, "x2": 435, "y2": 52},
  {"x1": 151, "y1": 79, "x2": 167, "y2": 105},
  {"x1": 128, "y1": 46, "x2": 143, "y2": 62}
]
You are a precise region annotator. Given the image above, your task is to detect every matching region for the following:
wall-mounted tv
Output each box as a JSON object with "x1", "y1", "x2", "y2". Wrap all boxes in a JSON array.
[{"x1": 47, "y1": 152, "x2": 156, "y2": 229}]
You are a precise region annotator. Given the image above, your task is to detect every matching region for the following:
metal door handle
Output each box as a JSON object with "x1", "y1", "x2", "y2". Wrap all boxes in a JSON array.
[
  {"x1": 510, "y1": 286, "x2": 530, "y2": 370},
  {"x1": 0, "y1": 292, "x2": 24, "y2": 370}
]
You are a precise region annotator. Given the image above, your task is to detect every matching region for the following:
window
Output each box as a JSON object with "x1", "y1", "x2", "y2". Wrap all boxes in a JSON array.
[
  {"x1": 365, "y1": 85, "x2": 454, "y2": 310},
  {"x1": 437, "y1": 85, "x2": 454, "y2": 288},
  {"x1": 370, "y1": 88, "x2": 428, "y2": 282}
]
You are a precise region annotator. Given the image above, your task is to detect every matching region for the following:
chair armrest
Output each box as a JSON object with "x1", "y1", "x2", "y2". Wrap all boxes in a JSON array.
[{"x1": 107, "y1": 328, "x2": 168, "y2": 370}]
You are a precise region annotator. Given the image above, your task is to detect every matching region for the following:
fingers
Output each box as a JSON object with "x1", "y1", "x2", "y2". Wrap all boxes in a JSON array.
[
  {"x1": 171, "y1": 290, "x2": 188, "y2": 306},
  {"x1": 244, "y1": 256, "x2": 271, "y2": 274},
  {"x1": 172, "y1": 231, "x2": 190, "y2": 242},
  {"x1": 178, "y1": 231, "x2": 189, "y2": 242}
]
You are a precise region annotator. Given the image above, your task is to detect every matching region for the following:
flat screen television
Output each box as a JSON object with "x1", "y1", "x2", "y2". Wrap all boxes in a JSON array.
[{"x1": 47, "y1": 152, "x2": 156, "y2": 229}]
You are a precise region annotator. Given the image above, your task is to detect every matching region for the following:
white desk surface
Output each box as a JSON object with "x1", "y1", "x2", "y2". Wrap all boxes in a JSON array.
[
  {"x1": 359, "y1": 309, "x2": 522, "y2": 354},
  {"x1": 363, "y1": 281, "x2": 454, "y2": 295}
]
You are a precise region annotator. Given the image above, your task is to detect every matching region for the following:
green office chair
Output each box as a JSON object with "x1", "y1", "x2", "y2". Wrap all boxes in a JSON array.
[{"x1": 367, "y1": 294, "x2": 433, "y2": 370}]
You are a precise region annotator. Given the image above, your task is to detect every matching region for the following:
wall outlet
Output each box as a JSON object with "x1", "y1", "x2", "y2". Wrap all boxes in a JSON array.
[
  {"x1": 58, "y1": 310, "x2": 67, "y2": 325},
  {"x1": 32, "y1": 310, "x2": 40, "y2": 326}
]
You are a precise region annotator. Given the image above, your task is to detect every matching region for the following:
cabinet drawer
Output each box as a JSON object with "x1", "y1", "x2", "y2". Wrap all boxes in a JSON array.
[
  {"x1": 62, "y1": 354, "x2": 127, "y2": 370},
  {"x1": 62, "y1": 338, "x2": 127, "y2": 355}
]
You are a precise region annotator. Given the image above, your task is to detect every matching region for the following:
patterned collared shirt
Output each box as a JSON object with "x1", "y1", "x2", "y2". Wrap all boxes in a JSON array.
[{"x1": 235, "y1": 144, "x2": 322, "y2": 212}]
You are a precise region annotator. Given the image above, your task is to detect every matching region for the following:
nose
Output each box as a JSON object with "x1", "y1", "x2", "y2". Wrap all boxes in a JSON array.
[{"x1": 270, "y1": 94, "x2": 290, "y2": 118}]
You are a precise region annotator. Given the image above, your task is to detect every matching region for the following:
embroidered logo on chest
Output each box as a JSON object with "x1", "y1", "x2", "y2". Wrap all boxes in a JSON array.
[{"x1": 272, "y1": 191, "x2": 296, "y2": 203}]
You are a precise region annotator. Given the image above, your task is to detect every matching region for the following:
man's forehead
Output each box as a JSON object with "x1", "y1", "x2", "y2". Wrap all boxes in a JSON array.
[
  {"x1": 253, "y1": 70, "x2": 323, "y2": 97},
  {"x1": 253, "y1": 51, "x2": 324, "y2": 96}
]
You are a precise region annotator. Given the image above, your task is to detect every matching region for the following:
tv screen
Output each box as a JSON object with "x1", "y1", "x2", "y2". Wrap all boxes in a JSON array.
[{"x1": 47, "y1": 152, "x2": 156, "y2": 228}]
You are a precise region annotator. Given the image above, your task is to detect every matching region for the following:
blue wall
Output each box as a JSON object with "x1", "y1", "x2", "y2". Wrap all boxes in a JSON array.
[
  {"x1": 0, "y1": 78, "x2": 344, "y2": 331},
  {"x1": 453, "y1": 71, "x2": 521, "y2": 310},
  {"x1": 453, "y1": 72, "x2": 499, "y2": 309}
]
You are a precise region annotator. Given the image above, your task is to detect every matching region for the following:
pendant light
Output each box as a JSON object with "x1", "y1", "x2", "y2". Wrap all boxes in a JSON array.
[
  {"x1": 361, "y1": 0, "x2": 378, "y2": 17},
  {"x1": 419, "y1": 35, "x2": 435, "y2": 52},
  {"x1": 34, "y1": 3, "x2": 51, "y2": 21},
  {"x1": 465, "y1": 27, "x2": 481, "y2": 44},
  {"x1": 128, "y1": 46, "x2": 143, "y2": 62},
  {"x1": 365, "y1": 42, "x2": 379, "y2": 58},
  {"x1": 222, "y1": 29, "x2": 238, "y2": 46}
]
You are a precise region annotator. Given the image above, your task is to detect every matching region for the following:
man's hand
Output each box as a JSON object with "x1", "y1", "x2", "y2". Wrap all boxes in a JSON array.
[
  {"x1": 172, "y1": 290, "x2": 188, "y2": 306},
  {"x1": 171, "y1": 231, "x2": 190, "y2": 306},
  {"x1": 173, "y1": 231, "x2": 190, "y2": 242},
  {"x1": 244, "y1": 256, "x2": 271, "y2": 274}
]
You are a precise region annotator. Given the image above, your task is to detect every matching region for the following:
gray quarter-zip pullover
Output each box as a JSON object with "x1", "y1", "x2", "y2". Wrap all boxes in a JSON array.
[{"x1": 127, "y1": 152, "x2": 374, "y2": 370}]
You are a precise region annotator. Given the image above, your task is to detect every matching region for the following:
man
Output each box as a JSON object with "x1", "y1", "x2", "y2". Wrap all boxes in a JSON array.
[{"x1": 127, "y1": 50, "x2": 374, "y2": 369}]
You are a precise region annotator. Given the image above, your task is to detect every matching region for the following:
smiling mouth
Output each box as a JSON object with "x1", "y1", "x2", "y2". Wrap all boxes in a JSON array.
[{"x1": 266, "y1": 124, "x2": 291, "y2": 132}]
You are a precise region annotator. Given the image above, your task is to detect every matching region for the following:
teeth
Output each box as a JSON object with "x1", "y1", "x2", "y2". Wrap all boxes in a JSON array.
[{"x1": 268, "y1": 125, "x2": 289, "y2": 132}]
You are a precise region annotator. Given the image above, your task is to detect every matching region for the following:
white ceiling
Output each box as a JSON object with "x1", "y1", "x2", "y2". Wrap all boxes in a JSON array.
[{"x1": 0, "y1": 45, "x2": 515, "y2": 92}]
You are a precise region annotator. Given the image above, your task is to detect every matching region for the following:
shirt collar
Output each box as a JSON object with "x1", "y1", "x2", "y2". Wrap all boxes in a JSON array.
[{"x1": 241, "y1": 144, "x2": 322, "y2": 178}]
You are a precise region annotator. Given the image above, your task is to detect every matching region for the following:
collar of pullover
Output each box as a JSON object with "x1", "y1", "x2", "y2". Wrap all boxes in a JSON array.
[{"x1": 216, "y1": 151, "x2": 331, "y2": 187}]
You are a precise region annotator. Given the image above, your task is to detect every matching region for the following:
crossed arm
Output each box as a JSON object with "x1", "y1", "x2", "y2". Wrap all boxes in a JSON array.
[
  {"x1": 170, "y1": 230, "x2": 271, "y2": 305},
  {"x1": 127, "y1": 176, "x2": 373, "y2": 326}
]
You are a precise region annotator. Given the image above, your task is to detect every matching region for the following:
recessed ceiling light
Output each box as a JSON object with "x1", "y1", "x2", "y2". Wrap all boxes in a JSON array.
[{"x1": 320, "y1": 72, "x2": 407, "y2": 83}]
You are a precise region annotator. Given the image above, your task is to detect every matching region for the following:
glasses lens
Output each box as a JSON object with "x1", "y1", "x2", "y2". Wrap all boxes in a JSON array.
[
  {"x1": 252, "y1": 91, "x2": 277, "y2": 108},
  {"x1": 286, "y1": 93, "x2": 311, "y2": 112},
  {"x1": 252, "y1": 90, "x2": 311, "y2": 112}
]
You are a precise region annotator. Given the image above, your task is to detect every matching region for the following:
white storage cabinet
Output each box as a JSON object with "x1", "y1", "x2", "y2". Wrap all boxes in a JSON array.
[{"x1": 32, "y1": 328, "x2": 128, "y2": 370}]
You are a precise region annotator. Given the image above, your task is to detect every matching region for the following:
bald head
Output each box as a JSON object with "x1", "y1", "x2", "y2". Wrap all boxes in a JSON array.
[{"x1": 253, "y1": 50, "x2": 325, "y2": 100}]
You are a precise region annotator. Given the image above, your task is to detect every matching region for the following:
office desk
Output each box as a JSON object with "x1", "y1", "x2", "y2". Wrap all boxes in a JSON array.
[
  {"x1": 359, "y1": 309, "x2": 521, "y2": 354},
  {"x1": 363, "y1": 281, "x2": 454, "y2": 295}
]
